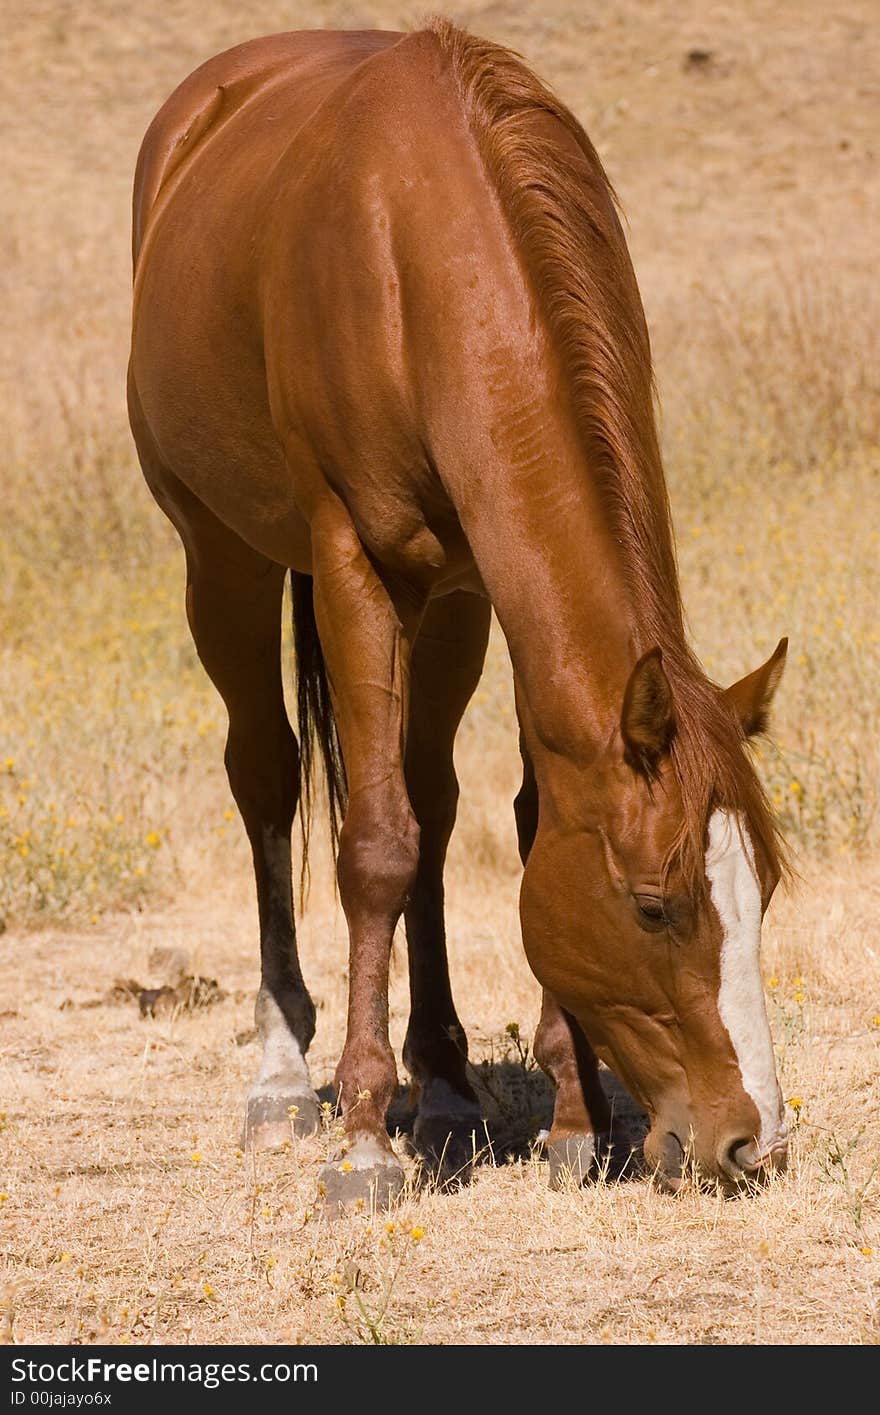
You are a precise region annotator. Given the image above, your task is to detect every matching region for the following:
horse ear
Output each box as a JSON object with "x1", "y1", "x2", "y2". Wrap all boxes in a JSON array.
[
  {"x1": 724, "y1": 637, "x2": 788, "y2": 737},
  {"x1": 621, "y1": 647, "x2": 675, "y2": 778}
]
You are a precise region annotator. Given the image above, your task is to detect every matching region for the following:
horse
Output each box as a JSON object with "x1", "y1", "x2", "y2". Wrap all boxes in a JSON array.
[{"x1": 128, "y1": 20, "x2": 790, "y2": 1207}]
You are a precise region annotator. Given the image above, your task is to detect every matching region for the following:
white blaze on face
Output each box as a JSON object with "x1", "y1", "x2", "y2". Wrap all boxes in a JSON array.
[{"x1": 705, "y1": 809, "x2": 786, "y2": 1154}]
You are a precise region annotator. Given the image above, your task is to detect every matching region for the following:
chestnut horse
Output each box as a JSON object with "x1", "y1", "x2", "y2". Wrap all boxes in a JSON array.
[{"x1": 129, "y1": 21, "x2": 789, "y2": 1206}]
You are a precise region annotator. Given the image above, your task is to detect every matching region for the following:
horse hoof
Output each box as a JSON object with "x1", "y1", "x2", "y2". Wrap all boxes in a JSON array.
[
  {"x1": 318, "y1": 1141, "x2": 405, "y2": 1214},
  {"x1": 242, "y1": 1090, "x2": 321, "y2": 1150},
  {"x1": 413, "y1": 1110, "x2": 482, "y2": 1185},
  {"x1": 547, "y1": 1132, "x2": 595, "y2": 1190}
]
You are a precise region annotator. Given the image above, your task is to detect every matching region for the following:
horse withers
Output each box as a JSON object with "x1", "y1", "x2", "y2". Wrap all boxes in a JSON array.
[{"x1": 128, "y1": 21, "x2": 789, "y2": 1206}]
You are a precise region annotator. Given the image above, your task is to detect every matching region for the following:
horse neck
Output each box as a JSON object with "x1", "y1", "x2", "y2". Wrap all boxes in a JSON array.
[
  {"x1": 430, "y1": 338, "x2": 658, "y2": 766},
  {"x1": 390, "y1": 89, "x2": 679, "y2": 768}
]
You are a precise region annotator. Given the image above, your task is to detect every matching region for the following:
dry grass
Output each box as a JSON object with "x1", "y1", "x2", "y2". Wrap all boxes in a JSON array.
[
  {"x1": 1, "y1": 0, "x2": 879, "y2": 1345},
  {"x1": 1, "y1": 868, "x2": 878, "y2": 1344}
]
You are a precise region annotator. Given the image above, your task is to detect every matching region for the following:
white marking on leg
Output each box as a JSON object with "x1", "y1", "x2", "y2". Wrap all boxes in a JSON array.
[
  {"x1": 249, "y1": 825, "x2": 316, "y2": 1104},
  {"x1": 706, "y1": 809, "x2": 786, "y2": 1153},
  {"x1": 340, "y1": 1136, "x2": 400, "y2": 1171},
  {"x1": 251, "y1": 991, "x2": 312, "y2": 1101}
]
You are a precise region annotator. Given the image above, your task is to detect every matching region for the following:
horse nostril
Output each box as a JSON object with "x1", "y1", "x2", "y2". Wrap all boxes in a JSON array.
[
  {"x1": 660, "y1": 1131, "x2": 684, "y2": 1178},
  {"x1": 727, "y1": 1138, "x2": 789, "y2": 1182},
  {"x1": 730, "y1": 1139, "x2": 760, "y2": 1175}
]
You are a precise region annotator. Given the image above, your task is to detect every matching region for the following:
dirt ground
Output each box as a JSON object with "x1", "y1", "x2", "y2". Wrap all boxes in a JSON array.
[
  {"x1": 3, "y1": 863, "x2": 879, "y2": 1344},
  {"x1": 1, "y1": 0, "x2": 878, "y2": 1345}
]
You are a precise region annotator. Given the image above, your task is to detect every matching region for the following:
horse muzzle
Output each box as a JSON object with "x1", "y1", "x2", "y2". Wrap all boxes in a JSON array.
[{"x1": 646, "y1": 1125, "x2": 788, "y2": 1193}]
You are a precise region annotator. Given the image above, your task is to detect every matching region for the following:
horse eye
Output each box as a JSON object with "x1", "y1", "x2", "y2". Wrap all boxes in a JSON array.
[{"x1": 633, "y1": 894, "x2": 667, "y2": 930}]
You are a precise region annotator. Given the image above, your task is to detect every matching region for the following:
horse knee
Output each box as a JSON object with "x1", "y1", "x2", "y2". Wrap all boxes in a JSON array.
[
  {"x1": 533, "y1": 1008, "x2": 572, "y2": 1083},
  {"x1": 337, "y1": 797, "x2": 420, "y2": 925}
]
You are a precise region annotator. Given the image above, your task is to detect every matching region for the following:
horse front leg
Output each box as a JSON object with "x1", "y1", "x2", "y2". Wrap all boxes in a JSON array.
[
  {"x1": 515, "y1": 724, "x2": 611, "y2": 1187},
  {"x1": 310, "y1": 508, "x2": 422, "y2": 1211}
]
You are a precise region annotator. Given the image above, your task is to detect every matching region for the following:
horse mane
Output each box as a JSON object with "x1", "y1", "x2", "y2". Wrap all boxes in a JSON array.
[{"x1": 426, "y1": 17, "x2": 787, "y2": 889}]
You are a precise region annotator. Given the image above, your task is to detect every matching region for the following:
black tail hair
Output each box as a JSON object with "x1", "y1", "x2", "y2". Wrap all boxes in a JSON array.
[{"x1": 290, "y1": 571, "x2": 347, "y2": 897}]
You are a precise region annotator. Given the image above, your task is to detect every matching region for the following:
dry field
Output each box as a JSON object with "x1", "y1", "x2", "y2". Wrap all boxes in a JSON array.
[{"x1": 1, "y1": 0, "x2": 879, "y2": 1345}]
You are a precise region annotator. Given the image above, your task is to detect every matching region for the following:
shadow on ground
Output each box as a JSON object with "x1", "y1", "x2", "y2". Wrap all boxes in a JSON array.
[{"x1": 320, "y1": 1057, "x2": 650, "y2": 1185}]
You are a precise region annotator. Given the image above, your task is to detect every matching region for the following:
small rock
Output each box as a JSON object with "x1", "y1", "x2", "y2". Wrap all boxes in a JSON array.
[{"x1": 138, "y1": 985, "x2": 177, "y2": 1018}]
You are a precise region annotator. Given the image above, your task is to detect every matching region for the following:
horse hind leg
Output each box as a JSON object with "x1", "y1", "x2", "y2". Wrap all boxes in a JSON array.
[
  {"x1": 156, "y1": 470, "x2": 321, "y2": 1149},
  {"x1": 403, "y1": 592, "x2": 491, "y2": 1182}
]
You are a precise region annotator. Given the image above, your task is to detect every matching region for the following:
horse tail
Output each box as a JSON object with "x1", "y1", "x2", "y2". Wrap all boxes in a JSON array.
[{"x1": 290, "y1": 571, "x2": 347, "y2": 894}]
